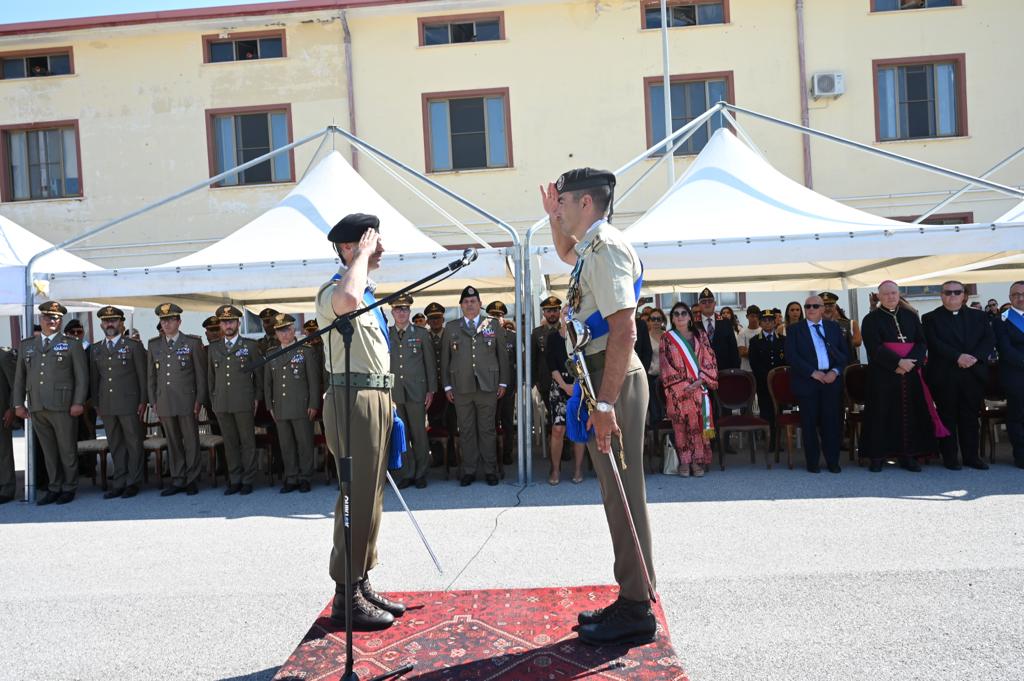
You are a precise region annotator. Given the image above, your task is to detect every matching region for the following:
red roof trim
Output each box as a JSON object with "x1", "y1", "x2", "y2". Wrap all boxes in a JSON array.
[{"x1": 0, "y1": 0, "x2": 430, "y2": 37}]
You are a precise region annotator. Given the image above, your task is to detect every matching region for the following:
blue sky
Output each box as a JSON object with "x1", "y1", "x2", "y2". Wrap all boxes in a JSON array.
[{"x1": 2, "y1": 0, "x2": 286, "y2": 24}]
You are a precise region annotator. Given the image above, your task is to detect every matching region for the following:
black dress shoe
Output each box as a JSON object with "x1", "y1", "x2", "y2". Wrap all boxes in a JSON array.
[
  {"x1": 805, "y1": 465, "x2": 820, "y2": 474},
  {"x1": 869, "y1": 460, "x2": 883, "y2": 473},
  {"x1": 485, "y1": 474, "x2": 499, "y2": 486},
  {"x1": 964, "y1": 459, "x2": 990, "y2": 470},
  {"x1": 900, "y1": 458, "x2": 922, "y2": 472},
  {"x1": 298, "y1": 480, "x2": 311, "y2": 493},
  {"x1": 944, "y1": 462, "x2": 963, "y2": 471},
  {"x1": 359, "y1": 578, "x2": 406, "y2": 616},
  {"x1": 185, "y1": 482, "x2": 199, "y2": 495},
  {"x1": 459, "y1": 475, "x2": 474, "y2": 487},
  {"x1": 121, "y1": 485, "x2": 139, "y2": 499},
  {"x1": 827, "y1": 463, "x2": 842, "y2": 474},
  {"x1": 239, "y1": 484, "x2": 253, "y2": 495},
  {"x1": 160, "y1": 486, "x2": 184, "y2": 497},
  {"x1": 280, "y1": 483, "x2": 298, "y2": 494},
  {"x1": 0, "y1": 494, "x2": 14, "y2": 505},
  {"x1": 224, "y1": 483, "x2": 242, "y2": 496},
  {"x1": 56, "y1": 491, "x2": 75, "y2": 505},
  {"x1": 577, "y1": 598, "x2": 624, "y2": 626},
  {"x1": 37, "y1": 491, "x2": 60, "y2": 506},
  {"x1": 415, "y1": 477, "x2": 427, "y2": 489},
  {"x1": 577, "y1": 598, "x2": 657, "y2": 647},
  {"x1": 396, "y1": 478, "x2": 413, "y2": 490},
  {"x1": 330, "y1": 589, "x2": 395, "y2": 631},
  {"x1": 104, "y1": 488, "x2": 124, "y2": 500}
]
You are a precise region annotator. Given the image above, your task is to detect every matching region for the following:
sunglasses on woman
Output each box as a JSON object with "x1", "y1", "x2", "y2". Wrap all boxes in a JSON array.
[
  {"x1": 649, "y1": 316, "x2": 665, "y2": 323},
  {"x1": 671, "y1": 311, "x2": 690, "y2": 318}
]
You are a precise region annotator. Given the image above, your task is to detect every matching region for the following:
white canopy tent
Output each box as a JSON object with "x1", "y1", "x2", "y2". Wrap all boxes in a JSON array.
[
  {"x1": 39, "y1": 151, "x2": 513, "y2": 311},
  {"x1": 533, "y1": 129, "x2": 1024, "y2": 292},
  {"x1": 0, "y1": 214, "x2": 107, "y2": 315}
]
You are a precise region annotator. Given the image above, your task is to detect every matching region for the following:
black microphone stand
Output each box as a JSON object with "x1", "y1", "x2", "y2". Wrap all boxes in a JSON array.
[{"x1": 251, "y1": 252, "x2": 474, "y2": 681}]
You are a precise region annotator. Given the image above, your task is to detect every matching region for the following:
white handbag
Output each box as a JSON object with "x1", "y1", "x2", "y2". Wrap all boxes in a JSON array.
[{"x1": 662, "y1": 435, "x2": 679, "y2": 475}]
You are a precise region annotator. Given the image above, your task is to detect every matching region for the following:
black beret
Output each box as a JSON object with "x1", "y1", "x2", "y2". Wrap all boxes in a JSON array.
[
  {"x1": 555, "y1": 167, "x2": 616, "y2": 194},
  {"x1": 328, "y1": 213, "x2": 380, "y2": 244},
  {"x1": 63, "y1": 318, "x2": 83, "y2": 331},
  {"x1": 698, "y1": 287, "x2": 715, "y2": 302},
  {"x1": 460, "y1": 286, "x2": 480, "y2": 303}
]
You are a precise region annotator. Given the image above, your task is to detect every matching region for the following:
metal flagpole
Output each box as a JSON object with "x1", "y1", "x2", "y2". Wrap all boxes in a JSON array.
[{"x1": 660, "y1": 0, "x2": 675, "y2": 185}]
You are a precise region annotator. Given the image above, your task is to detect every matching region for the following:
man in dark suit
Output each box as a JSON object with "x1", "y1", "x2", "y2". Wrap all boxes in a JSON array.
[
  {"x1": 697, "y1": 287, "x2": 740, "y2": 370},
  {"x1": 784, "y1": 295, "x2": 849, "y2": 473},
  {"x1": 995, "y1": 280, "x2": 1024, "y2": 469},
  {"x1": 922, "y1": 280, "x2": 995, "y2": 470}
]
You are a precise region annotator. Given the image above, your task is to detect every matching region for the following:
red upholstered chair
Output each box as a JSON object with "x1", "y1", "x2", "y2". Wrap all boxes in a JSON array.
[
  {"x1": 980, "y1": 361, "x2": 1007, "y2": 463},
  {"x1": 843, "y1": 364, "x2": 868, "y2": 465},
  {"x1": 767, "y1": 366, "x2": 802, "y2": 470},
  {"x1": 714, "y1": 369, "x2": 771, "y2": 470}
]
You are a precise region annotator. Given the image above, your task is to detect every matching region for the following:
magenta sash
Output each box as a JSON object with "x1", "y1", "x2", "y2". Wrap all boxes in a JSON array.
[{"x1": 883, "y1": 342, "x2": 951, "y2": 438}]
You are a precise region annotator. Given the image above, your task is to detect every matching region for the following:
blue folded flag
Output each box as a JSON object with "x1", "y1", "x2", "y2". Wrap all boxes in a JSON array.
[
  {"x1": 389, "y1": 408, "x2": 407, "y2": 469},
  {"x1": 565, "y1": 382, "x2": 592, "y2": 444}
]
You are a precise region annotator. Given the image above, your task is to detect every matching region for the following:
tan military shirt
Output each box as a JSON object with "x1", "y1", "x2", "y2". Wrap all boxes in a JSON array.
[
  {"x1": 573, "y1": 220, "x2": 643, "y2": 356},
  {"x1": 315, "y1": 268, "x2": 390, "y2": 376}
]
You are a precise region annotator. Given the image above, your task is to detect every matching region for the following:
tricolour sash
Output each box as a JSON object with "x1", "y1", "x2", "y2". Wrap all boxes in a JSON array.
[
  {"x1": 1005, "y1": 309, "x2": 1024, "y2": 335},
  {"x1": 666, "y1": 330, "x2": 714, "y2": 439}
]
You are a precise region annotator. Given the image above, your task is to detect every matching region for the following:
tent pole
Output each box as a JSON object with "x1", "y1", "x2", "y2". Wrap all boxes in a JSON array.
[
  {"x1": 719, "y1": 110, "x2": 765, "y2": 161},
  {"x1": 723, "y1": 103, "x2": 1024, "y2": 199},
  {"x1": 913, "y1": 144, "x2": 1024, "y2": 224},
  {"x1": 659, "y1": 0, "x2": 674, "y2": 186}
]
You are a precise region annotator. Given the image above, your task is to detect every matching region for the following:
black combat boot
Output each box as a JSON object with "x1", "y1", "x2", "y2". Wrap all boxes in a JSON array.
[
  {"x1": 331, "y1": 587, "x2": 395, "y2": 631},
  {"x1": 577, "y1": 597, "x2": 657, "y2": 647},
  {"x1": 576, "y1": 597, "x2": 624, "y2": 627},
  {"x1": 360, "y1": 577, "x2": 406, "y2": 617}
]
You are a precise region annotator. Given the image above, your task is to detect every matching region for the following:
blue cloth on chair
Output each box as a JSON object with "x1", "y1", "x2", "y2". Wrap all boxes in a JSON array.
[
  {"x1": 566, "y1": 383, "x2": 591, "y2": 444},
  {"x1": 389, "y1": 408, "x2": 407, "y2": 469}
]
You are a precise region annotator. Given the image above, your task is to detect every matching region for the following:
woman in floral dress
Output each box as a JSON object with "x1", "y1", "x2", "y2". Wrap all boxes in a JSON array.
[{"x1": 659, "y1": 302, "x2": 719, "y2": 477}]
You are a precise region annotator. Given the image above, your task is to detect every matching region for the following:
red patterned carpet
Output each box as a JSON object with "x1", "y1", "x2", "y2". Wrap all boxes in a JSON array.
[{"x1": 274, "y1": 585, "x2": 687, "y2": 680}]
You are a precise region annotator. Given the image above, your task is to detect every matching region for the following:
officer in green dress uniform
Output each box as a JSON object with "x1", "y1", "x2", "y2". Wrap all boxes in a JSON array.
[
  {"x1": 541, "y1": 168, "x2": 657, "y2": 646},
  {"x1": 423, "y1": 302, "x2": 450, "y2": 466},
  {"x1": 487, "y1": 300, "x2": 517, "y2": 466},
  {"x1": 389, "y1": 294, "x2": 437, "y2": 489},
  {"x1": 0, "y1": 346, "x2": 16, "y2": 504},
  {"x1": 91, "y1": 306, "x2": 148, "y2": 499},
  {"x1": 318, "y1": 213, "x2": 405, "y2": 631},
  {"x1": 208, "y1": 304, "x2": 263, "y2": 495},
  {"x1": 441, "y1": 286, "x2": 511, "y2": 486},
  {"x1": 302, "y1": 318, "x2": 327, "y2": 401},
  {"x1": 256, "y1": 308, "x2": 280, "y2": 354},
  {"x1": 148, "y1": 303, "x2": 207, "y2": 496},
  {"x1": 532, "y1": 295, "x2": 563, "y2": 402},
  {"x1": 202, "y1": 315, "x2": 222, "y2": 345},
  {"x1": 13, "y1": 301, "x2": 89, "y2": 505},
  {"x1": 264, "y1": 313, "x2": 319, "y2": 493}
]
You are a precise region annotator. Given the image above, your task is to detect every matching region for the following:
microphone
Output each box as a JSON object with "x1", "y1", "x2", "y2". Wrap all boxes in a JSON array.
[{"x1": 448, "y1": 248, "x2": 478, "y2": 271}]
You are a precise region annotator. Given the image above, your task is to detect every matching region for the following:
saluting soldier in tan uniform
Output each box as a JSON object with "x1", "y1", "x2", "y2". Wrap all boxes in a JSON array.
[
  {"x1": 148, "y1": 303, "x2": 208, "y2": 496},
  {"x1": 441, "y1": 286, "x2": 511, "y2": 487},
  {"x1": 208, "y1": 304, "x2": 263, "y2": 495},
  {"x1": 318, "y1": 213, "x2": 405, "y2": 631},
  {"x1": 91, "y1": 306, "x2": 148, "y2": 499},
  {"x1": 487, "y1": 300, "x2": 517, "y2": 466},
  {"x1": 0, "y1": 346, "x2": 19, "y2": 504},
  {"x1": 388, "y1": 294, "x2": 437, "y2": 489},
  {"x1": 256, "y1": 307, "x2": 280, "y2": 355},
  {"x1": 13, "y1": 301, "x2": 89, "y2": 505},
  {"x1": 542, "y1": 168, "x2": 657, "y2": 646},
  {"x1": 264, "y1": 313, "x2": 319, "y2": 493}
]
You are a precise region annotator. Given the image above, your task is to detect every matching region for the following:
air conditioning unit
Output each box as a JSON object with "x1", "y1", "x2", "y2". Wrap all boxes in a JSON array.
[{"x1": 811, "y1": 71, "x2": 845, "y2": 99}]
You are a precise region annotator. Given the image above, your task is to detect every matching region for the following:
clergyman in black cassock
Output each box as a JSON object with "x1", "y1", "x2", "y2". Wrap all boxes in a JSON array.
[
  {"x1": 859, "y1": 282, "x2": 937, "y2": 472},
  {"x1": 922, "y1": 282, "x2": 995, "y2": 470}
]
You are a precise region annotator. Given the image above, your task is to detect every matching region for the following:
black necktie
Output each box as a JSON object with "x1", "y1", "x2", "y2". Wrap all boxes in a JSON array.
[
  {"x1": 43, "y1": 337, "x2": 51, "y2": 351},
  {"x1": 108, "y1": 340, "x2": 115, "y2": 351}
]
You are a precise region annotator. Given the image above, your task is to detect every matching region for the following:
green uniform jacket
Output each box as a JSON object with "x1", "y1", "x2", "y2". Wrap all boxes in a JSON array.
[
  {"x1": 264, "y1": 344, "x2": 319, "y2": 420},
  {"x1": 389, "y1": 324, "x2": 438, "y2": 404},
  {"x1": 441, "y1": 316, "x2": 511, "y2": 394},
  {"x1": 0, "y1": 348, "x2": 17, "y2": 412},
  {"x1": 147, "y1": 334, "x2": 208, "y2": 417},
  {"x1": 208, "y1": 337, "x2": 263, "y2": 413},
  {"x1": 12, "y1": 334, "x2": 89, "y2": 412},
  {"x1": 90, "y1": 337, "x2": 148, "y2": 416}
]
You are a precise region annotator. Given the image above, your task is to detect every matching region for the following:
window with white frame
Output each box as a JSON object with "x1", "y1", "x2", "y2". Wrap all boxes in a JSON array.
[
  {"x1": 3, "y1": 125, "x2": 81, "y2": 201},
  {"x1": 646, "y1": 76, "x2": 730, "y2": 155},
  {"x1": 643, "y1": 1, "x2": 726, "y2": 28},
  {"x1": 209, "y1": 109, "x2": 292, "y2": 186},
  {"x1": 876, "y1": 58, "x2": 964, "y2": 141},
  {"x1": 425, "y1": 91, "x2": 510, "y2": 172}
]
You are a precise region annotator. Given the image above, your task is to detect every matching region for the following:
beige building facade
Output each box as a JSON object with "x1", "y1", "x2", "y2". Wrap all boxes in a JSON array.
[{"x1": 0, "y1": 0, "x2": 1021, "y2": 282}]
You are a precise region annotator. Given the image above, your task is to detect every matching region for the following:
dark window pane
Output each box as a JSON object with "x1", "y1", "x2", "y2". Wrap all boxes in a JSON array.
[
  {"x1": 2, "y1": 58, "x2": 25, "y2": 79},
  {"x1": 670, "y1": 5, "x2": 696, "y2": 27},
  {"x1": 874, "y1": 0, "x2": 900, "y2": 10},
  {"x1": 906, "y1": 101, "x2": 933, "y2": 137},
  {"x1": 210, "y1": 42, "x2": 234, "y2": 62},
  {"x1": 697, "y1": 3, "x2": 725, "y2": 24},
  {"x1": 904, "y1": 65, "x2": 930, "y2": 101},
  {"x1": 48, "y1": 54, "x2": 71, "y2": 75},
  {"x1": 644, "y1": 8, "x2": 661, "y2": 28},
  {"x1": 241, "y1": 158, "x2": 272, "y2": 183},
  {"x1": 450, "y1": 22, "x2": 475, "y2": 43},
  {"x1": 423, "y1": 24, "x2": 449, "y2": 45},
  {"x1": 238, "y1": 113, "x2": 270, "y2": 148},
  {"x1": 927, "y1": 0, "x2": 955, "y2": 6},
  {"x1": 235, "y1": 40, "x2": 259, "y2": 60},
  {"x1": 451, "y1": 132, "x2": 487, "y2": 169},
  {"x1": 448, "y1": 98, "x2": 485, "y2": 134},
  {"x1": 475, "y1": 19, "x2": 501, "y2": 41},
  {"x1": 259, "y1": 37, "x2": 283, "y2": 58},
  {"x1": 27, "y1": 56, "x2": 49, "y2": 77}
]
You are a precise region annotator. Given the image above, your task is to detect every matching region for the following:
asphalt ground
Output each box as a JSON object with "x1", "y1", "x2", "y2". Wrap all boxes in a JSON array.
[{"x1": 1, "y1": 436, "x2": 1023, "y2": 681}]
